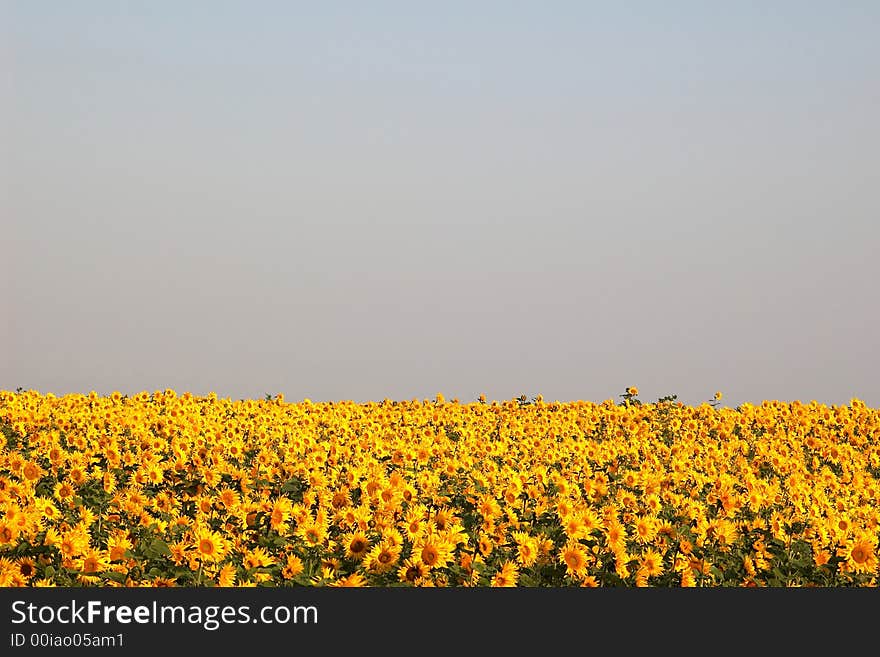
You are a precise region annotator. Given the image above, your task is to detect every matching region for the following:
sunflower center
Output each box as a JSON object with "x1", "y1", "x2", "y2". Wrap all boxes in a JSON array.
[
  {"x1": 199, "y1": 539, "x2": 215, "y2": 555},
  {"x1": 422, "y1": 546, "x2": 438, "y2": 565},
  {"x1": 852, "y1": 546, "x2": 869, "y2": 564}
]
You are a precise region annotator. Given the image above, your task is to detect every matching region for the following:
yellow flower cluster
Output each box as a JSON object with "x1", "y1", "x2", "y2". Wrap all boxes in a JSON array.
[{"x1": 1, "y1": 389, "x2": 879, "y2": 587}]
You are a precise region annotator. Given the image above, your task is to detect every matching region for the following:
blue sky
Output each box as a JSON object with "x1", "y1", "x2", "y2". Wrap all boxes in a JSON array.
[{"x1": 4, "y1": 2, "x2": 879, "y2": 405}]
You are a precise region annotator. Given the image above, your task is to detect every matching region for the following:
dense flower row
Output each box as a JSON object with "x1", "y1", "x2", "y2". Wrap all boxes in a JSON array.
[{"x1": 1, "y1": 388, "x2": 879, "y2": 587}]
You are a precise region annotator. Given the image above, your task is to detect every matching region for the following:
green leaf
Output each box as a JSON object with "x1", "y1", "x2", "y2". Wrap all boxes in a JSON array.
[{"x1": 149, "y1": 539, "x2": 171, "y2": 557}]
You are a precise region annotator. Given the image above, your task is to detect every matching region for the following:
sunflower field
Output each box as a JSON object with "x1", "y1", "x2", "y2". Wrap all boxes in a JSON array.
[{"x1": 1, "y1": 387, "x2": 878, "y2": 587}]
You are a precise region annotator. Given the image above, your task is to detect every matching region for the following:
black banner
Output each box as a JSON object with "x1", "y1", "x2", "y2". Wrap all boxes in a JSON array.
[{"x1": 0, "y1": 586, "x2": 873, "y2": 652}]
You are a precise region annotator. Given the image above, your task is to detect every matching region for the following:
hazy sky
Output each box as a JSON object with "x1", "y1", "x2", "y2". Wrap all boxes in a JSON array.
[{"x1": 3, "y1": 2, "x2": 879, "y2": 406}]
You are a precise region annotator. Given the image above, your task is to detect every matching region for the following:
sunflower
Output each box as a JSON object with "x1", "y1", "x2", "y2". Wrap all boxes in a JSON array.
[
  {"x1": 432, "y1": 507, "x2": 455, "y2": 532},
  {"x1": 581, "y1": 508, "x2": 601, "y2": 534},
  {"x1": 15, "y1": 557, "x2": 37, "y2": 582},
  {"x1": 403, "y1": 508, "x2": 426, "y2": 541},
  {"x1": 68, "y1": 466, "x2": 87, "y2": 486},
  {"x1": 639, "y1": 549, "x2": 665, "y2": 578},
  {"x1": 560, "y1": 542, "x2": 590, "y2": 579},
  {"x1": 106, "y1": 531, "x2": 133, "y2": 562},
  {"x1": 656, "y1": 519, "x2": 677, "y2": 540},
  {"x1": 193, "y1": 527, "x2": 228, "y2": 563},
  {"x1": 580, "y1": 575, "x2": 600, "y2": 587},
  {"x1": 270, "y1": 497, "x2": 292, "y2": 532},
  {"x1": 415, "y1": 536, "x2": 453, "y2": 570},
  {"x1": 680, "y1": 566, "x2": 696, "y2": 587},
  {"x1": 53, "y1": 481, "x2": 76, "y2": 506},
  {"x1": 217, "y1": 563, "x2": 237, "y2": 587},
  {"x1": 556, "y1": 497, "x2": 575, "y2": 519},
  {"x1": 168, "y1": 540, "x2": 189, "y2": 566},
  {"x1": 281, "y1": 554, "x2": 304, "y2": 580},
  {"x1": 813, "y1": 549, "x2": 832, "y2": 568},
  {"x1": 397, "y1": 559, "x2": 429, "y2": 584},
  {"x1": 491, "y1": 561, "x2": 519, "y2": 587},
  {"x1": 604, "y1": 520, "x2": 627, "y2": 551},
  {"x1": 614, "y1": 548, "x2": 632, "y2": 580},
  {"x1": 42, "y1": 526, "x2": 61, "y2": 548},
  {"x1": 243, "y1": 546, "x2": 275, "y2": 569},
  {"x1": 146, "y1": 465, "x2": 164, "y2": 485},
  {"x1": 78, "y1": 549, "x2": 110, "y2": 575},
  {"x1": 381, "y1": 526, "x2": 405, "y2": 548},
  {"x1": 367, "y1": 540, "x2": 402, "y2": 573},
  {"x1": 344, "y1": 532, "x2": 371, "y2": 561},
  {"x1": 633, "y1": 515, "x2": 657, "y2": 545},
  {"x1": 217, "y1": 487, "x2": 241, "y2": 512},
  {"x1": 563, "y1": 515, "x2": 587, "y2": 541},
  {"x1": 512, "y1": 531, "x2": 539, "y2": 567},
  {"x1": 477, "y1": 495, "x2": 502, "y2": 522},
  {"x1": 330, "y1": 488, "x2": 349, "y2": 510},
  {"x1": 842, "y1": 535, "x2": 878, "y2": 575},
  {"x1": 707, "y1": 518, "x2": 739, "y2": 549},
  {"x1": 331, "y1": 572, "x2": 368, "y2": 587},
  {"x1": 296, "y1": 518, "x2": 328, "y2": 548},
  {"x1": 321, "y1": 557, "x2": 341, "y2": 576},
  {"x1": 102, "y1": 472, "x2": 117, "y2": 494},
  {"x1": 79, "y1": 507, "x2": 98, "y2": 527},
  {"x1": 151, "y1": 577, "x2": 178, "y2": 587},
  {"x1": 0, "y1": 557, "x2": 18, "y2": 586},
  {"x1": 0, "y1": 522, "x2": 17, "y2": 546},
  {"x1": 33, "y1": 498, "x2": 61, "y2": 525},
  {"x1": 195, "y1": 495, "x2": 214, "y2": 516},
  {"x1": 59, "y1": 528, "x2": 89, "y2": 559},
  {"x1": 21, "y1": 461, "x2": 42, "y2": 482}
]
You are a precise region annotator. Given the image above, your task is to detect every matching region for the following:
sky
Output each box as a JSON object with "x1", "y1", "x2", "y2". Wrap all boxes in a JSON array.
[{"x1": 3, "y1": 2, "x2": 879, "y2": 407}]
